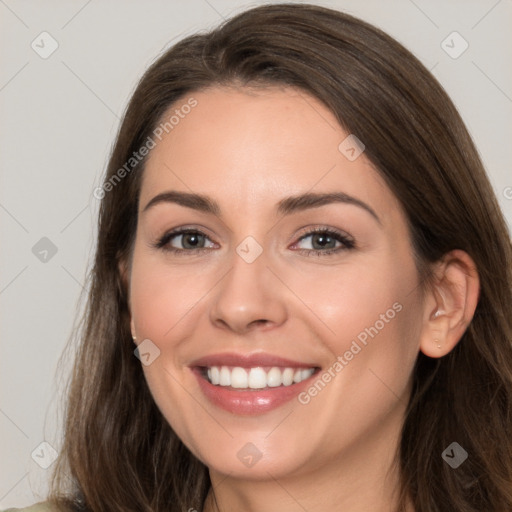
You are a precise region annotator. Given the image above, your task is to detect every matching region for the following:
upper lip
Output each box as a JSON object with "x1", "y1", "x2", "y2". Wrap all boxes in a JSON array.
[{"x1": 190, "y1": 352, "x2": 319, "y2": 369}]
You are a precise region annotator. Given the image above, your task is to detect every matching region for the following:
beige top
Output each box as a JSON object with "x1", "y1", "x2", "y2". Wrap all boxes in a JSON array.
[{"x1": 2, "y1": 503, "x2": 55, "y2": 512}]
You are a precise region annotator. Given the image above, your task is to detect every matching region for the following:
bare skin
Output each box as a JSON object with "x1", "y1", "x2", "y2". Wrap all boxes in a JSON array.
[{"x1": 122, "y1": 86, "x2": 480, "y2": 512}]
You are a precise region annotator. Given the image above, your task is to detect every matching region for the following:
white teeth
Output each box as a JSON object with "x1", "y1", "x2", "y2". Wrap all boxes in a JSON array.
[
  {"x1": 301, "y1": 369, "x2": 313, "y2": 381},
  {"x1": 210, "y1": 366, "x2": 220, "y2": 385},
  {"x1": 282, "y1": 368, "x2": 294, "y2": 386},
  {"x1": 267, "y1": 367, "x2": 282, "y2": 387},
  {"x1": 231, "y1": 367, "x2": 248, "y2": 388},
  {"x1": 219, "y1": 366, "x2": 231, "y2": 386},
  {"x1": 205, "y1": 366, "x2": 316, "y2": 389},
  {"x1": 248, "y1": 367, "x2": 267, "y2": 389}
]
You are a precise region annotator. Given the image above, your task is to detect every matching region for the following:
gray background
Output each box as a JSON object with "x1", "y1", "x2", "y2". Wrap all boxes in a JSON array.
[{"x1": 1, "y1": 0, "x2": 511, "y2": 507}]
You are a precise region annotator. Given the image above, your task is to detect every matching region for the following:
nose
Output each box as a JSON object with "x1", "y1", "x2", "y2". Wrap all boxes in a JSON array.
[{"x1": 209, "y1": 247, "x2": 288, "y2": 335}]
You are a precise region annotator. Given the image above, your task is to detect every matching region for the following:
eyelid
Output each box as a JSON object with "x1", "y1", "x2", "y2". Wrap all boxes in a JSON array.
[{"x1": 293, "y1": 225, "x2": 354, "y2": 243}]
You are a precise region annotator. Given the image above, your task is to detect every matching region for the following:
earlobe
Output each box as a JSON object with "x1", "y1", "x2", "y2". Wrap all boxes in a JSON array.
[
  {"x1": 118, "y1": 258, "x2": 136, "y2": 342},
  {"x1": 419, "y1": 249, "x2": 480, "y2": 358},
  {"x1": 130, "y1": 317, "x2": 137, "y2": 343}
]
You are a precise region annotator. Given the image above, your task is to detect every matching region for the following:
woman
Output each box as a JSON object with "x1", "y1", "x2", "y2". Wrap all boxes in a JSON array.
[{"x1": 6, "y1": 3, "x2": 511, "y2": 511}]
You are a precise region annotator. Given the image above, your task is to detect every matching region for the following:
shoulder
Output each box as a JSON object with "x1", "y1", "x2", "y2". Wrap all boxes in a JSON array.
[{"x1": 2, "y1": 502, "x2": 57, "y2": 512}]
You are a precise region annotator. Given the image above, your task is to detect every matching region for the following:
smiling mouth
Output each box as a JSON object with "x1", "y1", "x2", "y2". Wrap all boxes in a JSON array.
[{"x1": 198, "y1": 365, "x2": 320, "y2": 390}]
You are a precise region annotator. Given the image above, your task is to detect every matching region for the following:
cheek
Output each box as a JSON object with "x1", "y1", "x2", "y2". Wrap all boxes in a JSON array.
[
  {"x1": 286, "y1": 251, "x2": 418, "y2": 353},
  {"x1": 128, "y1": 253, "x2": 213, "y2": 455},
  {"x1": 283, "y1": 257, "x2": 422, "y2": 462},
  {"x1": 129, "y1": 251, "x2": 213, "y2": 340},
  {"x1": 291, "y1": 248, "x2": 422, "y2": 400}
]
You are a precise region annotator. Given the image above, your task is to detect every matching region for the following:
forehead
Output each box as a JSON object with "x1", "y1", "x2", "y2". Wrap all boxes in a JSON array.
[{"x1": 139, "y1": 86, "x2": 399, "y2": 221}]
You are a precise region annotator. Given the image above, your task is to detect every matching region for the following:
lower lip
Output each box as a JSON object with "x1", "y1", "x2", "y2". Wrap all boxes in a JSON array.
[{"x1": 192, "y1": 368, "x2": 317, "y2": 415}]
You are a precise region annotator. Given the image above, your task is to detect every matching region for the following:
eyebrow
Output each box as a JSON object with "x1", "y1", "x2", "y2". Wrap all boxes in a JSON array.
[{"x1": 142, "y1": 190, "x2": 381, "y2": 224}]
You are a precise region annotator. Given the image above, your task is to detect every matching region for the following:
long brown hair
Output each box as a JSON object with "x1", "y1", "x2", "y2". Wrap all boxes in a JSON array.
[{"x1": 49, "y1": 3, "x2": 512, "y2": 511}]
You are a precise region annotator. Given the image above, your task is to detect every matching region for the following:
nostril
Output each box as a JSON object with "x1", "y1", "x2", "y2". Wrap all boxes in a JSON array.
[{"x1": 249, "y1": 319, "x2": 270, "y2": 329}]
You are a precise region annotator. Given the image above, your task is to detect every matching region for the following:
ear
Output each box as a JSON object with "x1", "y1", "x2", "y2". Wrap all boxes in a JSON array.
[
  {"x1": 119, "y1": 258, "x2": 128, "y2": 290},
  {"x1": 419, "y1": 249, "x2": 480, "y2": 358},
  {"x1": 118, "y1": 257, "x2": 136, "y2": 340}
]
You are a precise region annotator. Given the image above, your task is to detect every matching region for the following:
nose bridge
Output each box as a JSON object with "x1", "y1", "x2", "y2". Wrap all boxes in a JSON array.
[{"x1": 209, "y1": 237, "x2": 287, "y2": 333}]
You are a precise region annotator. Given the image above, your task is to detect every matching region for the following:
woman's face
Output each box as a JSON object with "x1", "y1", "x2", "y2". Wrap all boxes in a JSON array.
[{"x1": 127, "y1": 86, "x2": 427, "y2": 480}]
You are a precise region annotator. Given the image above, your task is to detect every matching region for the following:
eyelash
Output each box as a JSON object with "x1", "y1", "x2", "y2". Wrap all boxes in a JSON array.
[{"x1": 154, "y1": 226, "x2": 355, "y2": 257}]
